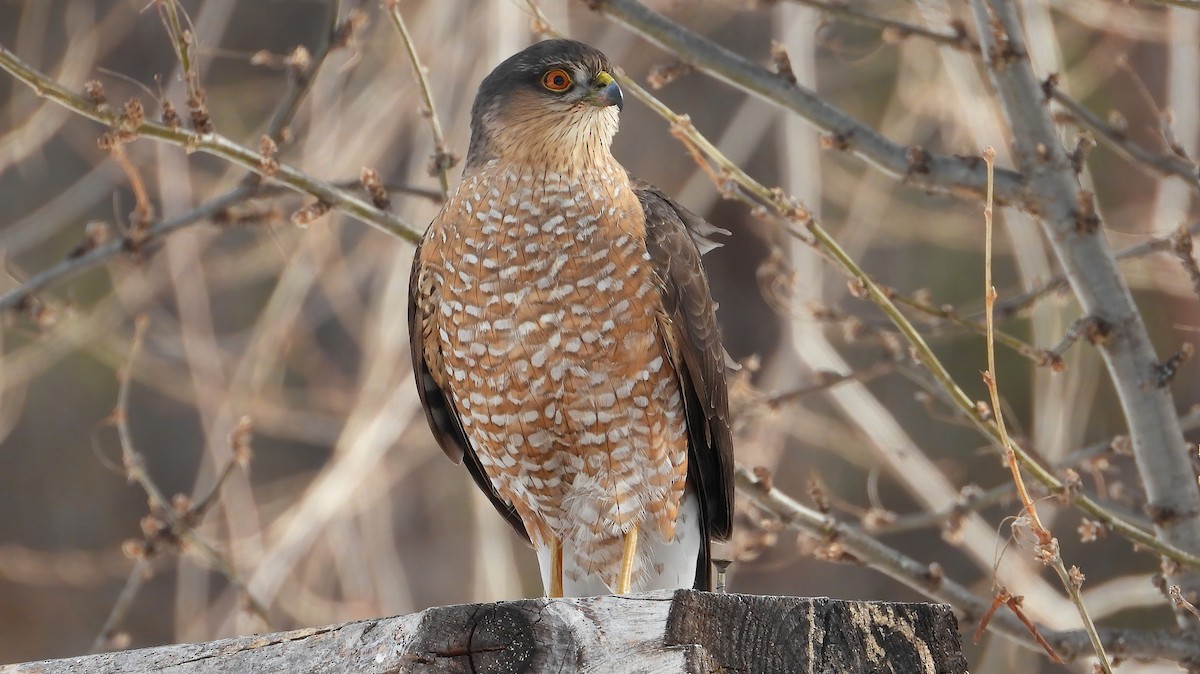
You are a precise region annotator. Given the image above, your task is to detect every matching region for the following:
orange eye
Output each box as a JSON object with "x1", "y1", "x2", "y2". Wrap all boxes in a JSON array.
[{"x1": 542, "y1": 69, "x2": 572, "y2": 92}]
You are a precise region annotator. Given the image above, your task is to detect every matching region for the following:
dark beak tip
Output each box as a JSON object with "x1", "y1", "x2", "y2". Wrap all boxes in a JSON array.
[{"x1": 601, "y1": 81, "x2": 624, "y2": 111}]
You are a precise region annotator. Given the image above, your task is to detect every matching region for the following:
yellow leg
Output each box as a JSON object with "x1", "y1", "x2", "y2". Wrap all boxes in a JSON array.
[
  {"x1": 616, "y1": 523, "x2": 639, "y2": 594},
  {"x1": 550, "y1": 537, "x2": 563, "y2": 598}
]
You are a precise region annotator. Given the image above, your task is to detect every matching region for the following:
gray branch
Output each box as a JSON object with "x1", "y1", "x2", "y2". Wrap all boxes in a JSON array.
[
  {"x1": 0, "y1": 186, "x2": 256, "y2": 314},
  {"x1": 579, "y1": 0, "x2": 1027, "y2": 205},
  {"x1": 1050, "y1": 88, "x2": 1200, "y2": 190},
  {"x1": 0, "y1": 44, "x2": 422, "y2": 246},
  {"x1": 969, "y1": 0, "x2": 1200, "y2": 610},
  {"x1": 736, "y1": 467, "x2": 1200, "y2": 663}
]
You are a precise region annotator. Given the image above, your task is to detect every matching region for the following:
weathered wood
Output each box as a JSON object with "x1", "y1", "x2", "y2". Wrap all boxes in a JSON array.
[
  {"x1": 1, "y1": 591, "x2": 968, "y2": 673},
  {"x1": 666, "y1": 591, "x2": 967, "y2": 673}
]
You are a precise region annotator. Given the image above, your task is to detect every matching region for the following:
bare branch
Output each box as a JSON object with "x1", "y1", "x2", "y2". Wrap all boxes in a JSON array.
[
  {"x1": 386, "y1": 0, "x2": 457, "y2": 197},
  {"x1": 992, "y1": 221, "x2": 1200, "y2": 318},
  {"x1": 0, "y1": 44, "x2": 421, "y2": 244},
  {"x1": 92, "y1": 558, "x2": 155, "y2": 652},
  {"x1": 1, "y1": 185, "x2": 254, "y2": 315},
  {"x1": 970, "y1": 0, "x2": 1200, "y2": 614},
  {"x1": 1131, "y1": 0, "x2": 1200, "y2": 8},
  {"x1": 157, "y1": 0, "x2": 211, "y2": 133},
  {"x1": 1050, "y1": 85, "x2": 1200, "y2": 190},
  {"x1": 576, "y1": 0, "x2": 1027, "y2": 205},
  {"x1": 784, "y1": 0, "x2": 977, "y2": 50},
  {"x1": 99, "y1": 317, "x2": 270, "y2": 644},
  {"x1": 890, "y1": 291, "x2": 1065, "y2": 369},
  {"x1": 981, "y1": 144, "x2": 1114, "y2": 670},
  {"x1": 1172, "y1": 226, "x2": 1200, "y2": 302},
  {"x1": 259, "y1": 0, "x2": 346, "y2": 146},
  {"x1": 736, "y1": 466, "x2": 1200, "y2": 663}
]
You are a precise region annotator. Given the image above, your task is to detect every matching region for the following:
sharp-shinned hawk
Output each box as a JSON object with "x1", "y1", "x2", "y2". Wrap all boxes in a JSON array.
[{"x1": 409, "y1": 39, "x2": 733, "y2": 596}]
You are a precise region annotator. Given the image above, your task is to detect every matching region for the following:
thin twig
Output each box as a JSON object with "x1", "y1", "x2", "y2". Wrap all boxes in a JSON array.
[
  {"x1": 1170, "y1": 585, "x2": 1200, "y2": 621},
  {"x1": 93, "y1": 318, "x2": 168, "y2": 652},
  {"x1": 101, "y1": 317, "x2": 271, "y2": 642},
  {"x1": 157, "y1": 1, "x2": 195, "y2": 87},
  {"x1": 92, "y1": 558, "x2": 155, "y2": 652},
  {"x1": 0, "y1": 177, "x2": 439, "y2": 317},
  {"x1": 0, "y1": 44, "x2": 421, "y2": 244},
  {"x1": 1131, "y1": 0, "x2": 1200, "y2": 9},
  {"x1": 1171, "y1": 226, "x2": 1200, "y2": 302},
  {"x1": 736, "y1": 466, "x2": 1200, "y2": 663},
  {"x1": 114, "y1": 317, "x2": 170, "y2": 508},
  {"x1": 157, "y1": 0, "x2": 211, "y2": 133},
  {"x1": 1050, "y1": 560, "x2": 1112, "y2": 673},
  {"x1": 891, "y1": 291, "x2": 1064, "y2": 370},
  {"x1": 574, "y1": 0, "x2": 1027, "y2": 206},
  {"x1": 971, "y1": 0, "x2": 1200, "y2": 608},
  {"x1": 108, "y1": 142, "x2": 155, "y2": 244},
  {"x1": 0, "y1": 186, "x2": 253, "y2": 314},
  {"x1": 980, "y1": 146, "x2": 1111, "y2": 672},
  {"x1": 878, "y1": 407, "x2": 1200, "y2": 534},
  {"x1": 991, "y1": 221, "x2": 1200, "y2": 318},
  {"x1": 784, "y1": 0, "x2": 977, "y2": 51},
  {"x1": 814, "y1": 277, "x2": 1063, "y2": 368},
  {"x1": 764, "y1": 362, "x2": 896, "y2": 408},
  {"x1": 259, "y1": 0, "x2": 344, "y2": 146},
  {"x1": 981, "y1": 146, "x2": 1049, "y2": 544},
  {"x1": 386, "y1": 0, "x2": 456, "y2": 197},
  {"x1": 1051, "y1": 87, "x2": 1200, "y2": 190},
  {"x1": 973, "y1": 587, "x2": 1062, "y2": 662},
  {"x1": 189, "y1": 416, "x2": 253, "y2": 519}
]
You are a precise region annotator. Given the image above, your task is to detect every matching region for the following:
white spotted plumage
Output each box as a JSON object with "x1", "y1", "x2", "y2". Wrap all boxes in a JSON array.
[
  {"x1": 411, "y1": 39, "x2": 732, "y2": 597},
  {"x1": 424, "y1": 159, "x2": 691, "y2": 591}
]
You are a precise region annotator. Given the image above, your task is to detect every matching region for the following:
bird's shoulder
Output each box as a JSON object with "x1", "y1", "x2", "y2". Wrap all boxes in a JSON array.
[{"x1": 633, "y1": 180, "x2": 730, "y2": 257}]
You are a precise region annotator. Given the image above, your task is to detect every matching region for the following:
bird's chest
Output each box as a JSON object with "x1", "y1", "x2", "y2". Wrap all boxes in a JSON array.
[
  {"x1": 429, "y1": 167, "x2": 668, "y2": 449},
  {"x1": 421, "y1": 165, "x2": 690, "y2": 542},
  {"x1": 433, "y1": 168, "x2": 656, "y2": 363}
]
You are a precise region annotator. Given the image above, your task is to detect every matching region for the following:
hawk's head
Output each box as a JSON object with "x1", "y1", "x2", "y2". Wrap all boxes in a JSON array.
[{"x1": 465, "y1": 39, "x2": 624, "y2": 168}]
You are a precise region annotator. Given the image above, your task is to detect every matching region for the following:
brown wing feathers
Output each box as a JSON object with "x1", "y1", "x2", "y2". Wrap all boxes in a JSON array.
[{"x1": 636, "y1": 182, "x2": 735, "y2": 542}]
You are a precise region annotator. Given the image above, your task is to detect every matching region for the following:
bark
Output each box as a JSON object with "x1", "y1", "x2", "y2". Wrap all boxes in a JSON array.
[{"x1": 1, "y1": 591, "x2": 967, "y2": 673}]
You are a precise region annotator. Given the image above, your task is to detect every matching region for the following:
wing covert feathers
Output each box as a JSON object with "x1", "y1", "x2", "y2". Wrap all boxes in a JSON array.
[{"x1": 636, "y1": 181, "x2": 735, "y2": 542}]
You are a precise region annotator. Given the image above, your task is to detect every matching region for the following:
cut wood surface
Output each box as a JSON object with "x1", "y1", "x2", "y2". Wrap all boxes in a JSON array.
[{"x1": 2, "y1": 590, "x2": 968, "y2": 673}]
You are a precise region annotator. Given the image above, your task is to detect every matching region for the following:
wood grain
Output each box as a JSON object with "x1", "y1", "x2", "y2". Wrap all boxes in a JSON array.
[{"x1": 2, "y1": 591, "x2": 966, "y2": 673}]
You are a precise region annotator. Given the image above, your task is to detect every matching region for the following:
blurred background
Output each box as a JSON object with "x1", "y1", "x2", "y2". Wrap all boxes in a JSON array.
[{"x1": 2, "y1": 0, "x2": 1199, "y2": 671}]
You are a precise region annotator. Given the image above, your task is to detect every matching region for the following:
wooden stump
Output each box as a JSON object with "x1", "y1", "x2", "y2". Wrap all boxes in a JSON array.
[{"x1": 1, "y1": 590, "x2": 968, "y2": 673}]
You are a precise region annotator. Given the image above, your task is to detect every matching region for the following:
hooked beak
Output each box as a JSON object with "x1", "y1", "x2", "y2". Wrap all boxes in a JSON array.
[{"x1": 591, "y1": 71, "x2": 624, "y2": 111}]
